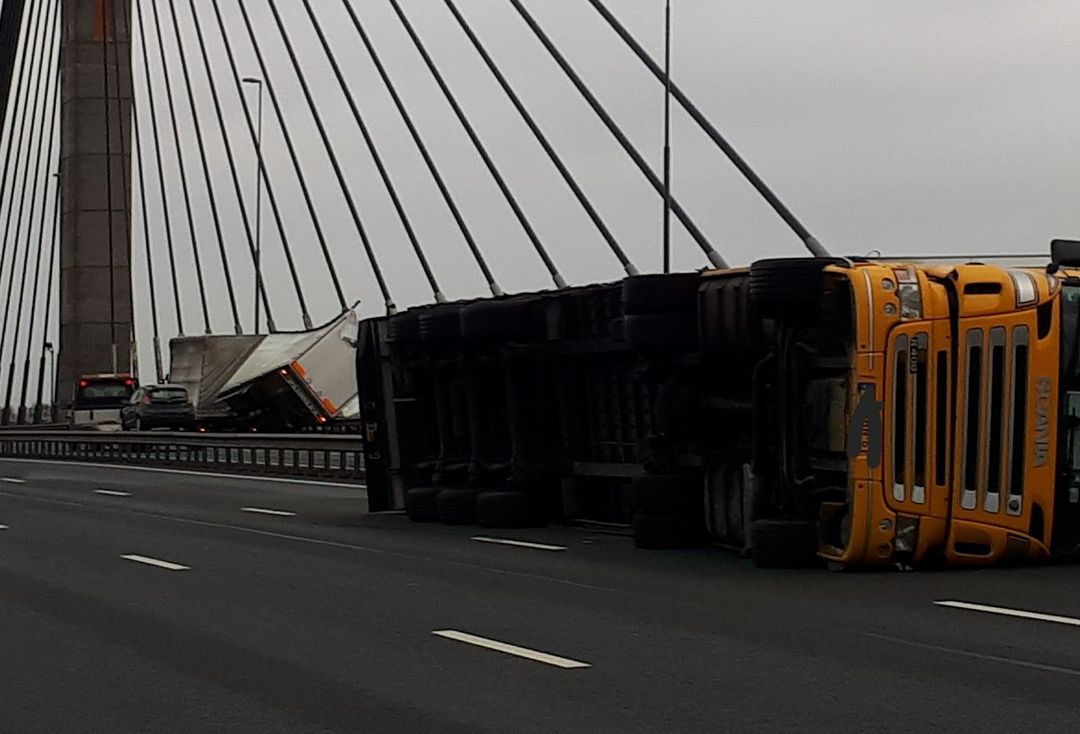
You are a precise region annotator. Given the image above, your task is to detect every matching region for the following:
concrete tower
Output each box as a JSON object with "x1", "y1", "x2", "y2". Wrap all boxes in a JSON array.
[{"x1": 57, "y1": 0, "x2": 133, "y2": 408}]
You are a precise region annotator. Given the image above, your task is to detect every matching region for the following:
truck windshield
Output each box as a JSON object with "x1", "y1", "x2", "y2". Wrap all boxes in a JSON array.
[{"x1": 1057, "y1": 284, "x2": 1080, "y2": 506}]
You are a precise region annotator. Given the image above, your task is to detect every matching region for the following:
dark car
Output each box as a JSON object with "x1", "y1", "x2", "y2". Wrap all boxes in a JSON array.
[{"x1": 121, "y1": 384, "x2": 196, "y2": 431}]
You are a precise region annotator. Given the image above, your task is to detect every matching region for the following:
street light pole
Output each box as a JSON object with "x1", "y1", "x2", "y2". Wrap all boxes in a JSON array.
[
  {"x1": 243, "y1": 77, "x2": 265, "y2": 335},
  {"x1": 662, "y1": 0, "x2": 672, "y2": 274}
]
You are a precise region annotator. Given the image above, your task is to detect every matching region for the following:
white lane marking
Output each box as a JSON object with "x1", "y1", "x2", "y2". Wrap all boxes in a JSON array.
[
  {"x1": 432, "y1": 630, "x2": 590, "y2": 669},
  {"x1": 866, "y1": 631, "x2": 1080, "y2": 678},
  {"x1": 0, "y1": 488, "x2": 620, "y2": 594},
  {"x1": 242, "y1": 507, "x2": 297, "y2": 517},
  {"x1": 936, "y1": 600, "x2": 1080, "y2": 627},
  {"x1": 121, "y1": 554, "x2": 189, "y2": 571},
  {"x1": 0, "y1": 477, "x2": 25, "y2": 484},
  {"x1": 471, "y1": 536, "x2": 566, "y2": 552},
  {"x1": 0, "y1": 524, "x2": 8, "y2": 530},
  {"x1": 0, "y1": 458, "x2": 365, "y2": 489},
  {"x1": 94, "y1": 489, "x2": 131, "y2": 497}
]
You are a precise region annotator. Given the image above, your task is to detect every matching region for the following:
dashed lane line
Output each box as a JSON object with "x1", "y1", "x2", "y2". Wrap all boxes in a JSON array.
[
  {"x1": 242, "y1": 507, "x2": 297, "y2": 517},
  {"x1": 121, "y1": 554, "x2": 190, "y2": 571},
  {"x1": 471, "y1": 536, "x2": 567, "y2": 552},
  {"x1": 0, "y1": 478, "x2": 25, "y2": 484},
  {"x1": 432, "y1": 630, "x2": 590, "y2": 669},
  {"x1": 936, "y1": 600, "x2": 1080, "y2": 627},
  {"x1": 94, "y1": 489, "x2": 132, "y2": 497}
]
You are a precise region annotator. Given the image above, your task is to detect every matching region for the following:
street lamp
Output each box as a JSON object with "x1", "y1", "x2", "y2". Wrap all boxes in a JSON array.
[{"x1": 242, "y1": 76, "x2": 265, "y2": 335}]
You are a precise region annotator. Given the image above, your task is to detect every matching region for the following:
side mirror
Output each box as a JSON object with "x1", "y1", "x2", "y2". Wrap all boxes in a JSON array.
[{"x1": 1051, "y1": 239, "x2": 1080, "y2": 267}]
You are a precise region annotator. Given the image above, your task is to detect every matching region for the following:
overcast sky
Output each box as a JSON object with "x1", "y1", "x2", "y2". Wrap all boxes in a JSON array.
[{"x1": 6, "y1": 0, "x2": 1080, "y2": 384}]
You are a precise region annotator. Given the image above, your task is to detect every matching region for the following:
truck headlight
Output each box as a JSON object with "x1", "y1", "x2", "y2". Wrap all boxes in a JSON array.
[
  {"x1": 893, "y1": 267, "x2": 923, "y2": 319},
  {"x1": 894, "y1": 515, "x2": 919, "y2": 554}
]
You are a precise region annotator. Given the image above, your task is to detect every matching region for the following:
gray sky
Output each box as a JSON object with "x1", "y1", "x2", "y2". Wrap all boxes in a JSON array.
[{"x1": 68, "y1": 0, "x2": 1080, "y2": 373}]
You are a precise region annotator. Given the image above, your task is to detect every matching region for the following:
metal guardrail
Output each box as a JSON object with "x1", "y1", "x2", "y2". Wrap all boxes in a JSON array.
[{"x1": 0, "y1": 431, "x2": 365, "y2": 482}]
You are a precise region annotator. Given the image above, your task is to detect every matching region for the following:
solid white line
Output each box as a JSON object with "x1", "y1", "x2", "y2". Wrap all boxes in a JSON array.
[
  {"x1": 936, "y1": 600, "x2": 1080, "y2": 627},
  {"x1": 242, "y1": 507, "x2": 297, "y2": 517},
  {"x1": 93, "y1": 489, "x2": 131, "y2": 497},
  {"x1": 471, "y1": 536, "x2": 566, "y2": 552},
  {"x1": 0, "y1": 477, "x2": 25, "y2": 484},
  {"x1": 0, "y1": 458, "x2": 365, "y2": 489},
  {"x1": 121, "y1": 554, "x2": 189, "y2": 571},
  {"x1": 432, "y1": 630, "x2": 590, "y2": 669}
]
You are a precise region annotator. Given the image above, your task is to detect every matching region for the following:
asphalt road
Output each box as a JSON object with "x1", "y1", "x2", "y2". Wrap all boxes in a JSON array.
[{"x1": 3, "y1": 459, "x2": 1080, "y2": 732}]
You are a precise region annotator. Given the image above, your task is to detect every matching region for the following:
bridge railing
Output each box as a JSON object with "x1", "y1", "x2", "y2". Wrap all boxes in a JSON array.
[{"x1": 0, "y1": 431, "x2": 364, "y2": 482}]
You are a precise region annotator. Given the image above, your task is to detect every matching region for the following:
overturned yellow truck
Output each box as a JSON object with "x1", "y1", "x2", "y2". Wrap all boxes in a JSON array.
[{"x1": 357, "y1": 240, "x2": 1080, "y2": 569}]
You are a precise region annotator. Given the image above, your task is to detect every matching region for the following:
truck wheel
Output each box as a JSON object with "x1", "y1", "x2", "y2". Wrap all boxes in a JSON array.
[
  {"x1": 437, "y1": 488, "x2": 480, "y2": 525},
  {"x1": 632, "y1": 512, "x2": 707, "y2": 549},
  {"x1": 748, "y1": 258, "x2": 844, "y2": 320},
  {"x1": 460, "y1": 298, "x2": 541, "y2": 342},
  {"x1": 623, "y1": 314, "x2": 698, "y2": 350},
  {"x1": 405, "y1": 486, "x2": 441, "y2": 522},
  {"x1": 476, "y1": 490, "x2": 538, "y2": 528},
  {"x1": 622, "y1": 273, "x2": 700, "y2": 315},
  {"x1": 749, "y1": 519, "x2": 820, "y2": 568},
  {"x1": 387, "y1": 311, "x2": 422, "y2": 344},
  {"x1": 419, "y1": 307, "x2": 463, "y2": 343},
  {"x1": 630, "y1": 473, "x2": 703, "y2": 516}
]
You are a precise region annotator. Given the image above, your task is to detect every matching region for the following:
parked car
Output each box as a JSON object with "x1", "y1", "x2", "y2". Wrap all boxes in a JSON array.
[{"x1": 121, "y1": 384, "x2": 196, "y2": 431}]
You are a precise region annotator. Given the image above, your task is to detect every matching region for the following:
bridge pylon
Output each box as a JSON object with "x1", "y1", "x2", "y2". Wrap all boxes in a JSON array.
[{"x1": 57, "y1": 0, "x2": 134, "y2": 411}]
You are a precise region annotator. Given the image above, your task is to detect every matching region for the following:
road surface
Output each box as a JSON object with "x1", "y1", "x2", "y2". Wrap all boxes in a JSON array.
[{"x1": 1, "y1": 458, "x2": 1080, "y2": 732}]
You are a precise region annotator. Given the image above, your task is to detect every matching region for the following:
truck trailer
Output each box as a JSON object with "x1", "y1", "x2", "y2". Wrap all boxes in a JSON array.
[{"x1": 357, "y1": 244, "x2": 1080, "y2": 569}]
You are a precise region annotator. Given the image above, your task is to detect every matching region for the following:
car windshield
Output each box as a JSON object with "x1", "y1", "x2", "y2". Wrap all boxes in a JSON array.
[
  {"x1": 150, "y1": 388, "x2": 188, "y2": 402},
  {"x1": 75, "y1": 381, "x2": 134, "y2": 409}
]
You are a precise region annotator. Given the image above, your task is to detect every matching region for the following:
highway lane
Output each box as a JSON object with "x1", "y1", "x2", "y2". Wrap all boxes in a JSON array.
[{"x1": 3, "y1": 461, "x2": 1080, "y2": 731}]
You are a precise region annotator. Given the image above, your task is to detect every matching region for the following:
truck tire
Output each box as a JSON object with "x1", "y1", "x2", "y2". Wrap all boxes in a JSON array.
[
  {"x1": 749, "y1": 519, "x2": 820, "y2": 568},
  {"x1": 437, "y1": 488, "x2": 480, "y2": 525},
  {"x1": 476, "y1": 490, "x2": 538, "y2": 528},
  {"x1": 630, "y1": 473, "x2": 702, "y2": 515},
  {"x1": 749, "y1": 258, "x2": 844, "y2": 320},
  {"x1": 632, "y1": 512, "x2": 707, "y2": 550},
  {"x1": 699, "y1": 276, "x2": 763, "y2": 358},
  {"x1": 623, "y1": 314, "x2": 698, "y2": 351},
  {"x1": 420, "y1": 307, "x2": 463, "y2": 343},
  {"x1": 622, "y1": 273, "x2": 700, "y2": 315},
  {"x1": 387, "y1": 311, "x2": 422, "y2": 344},
  {"x1": 405, "y1": 486, "x2": 441, "y2": 522},
  {"x1": 460, "y1": 298, "x2": 541, "y2": 342}
]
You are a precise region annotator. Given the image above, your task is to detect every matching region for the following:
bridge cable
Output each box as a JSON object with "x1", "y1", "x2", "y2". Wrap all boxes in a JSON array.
[
  {"x1": 212, "y1": 0, "x2": 346, "y2": 315},
  {"x1": 17, "y1": 72, "x2": 60, "y2": 420},
  {"x1": 0, "y1": 0, "x2": 54, "y2": 419},
  {"x1": 0, "y1": 0, "x2": 27, "y2": 131},
  {"x1": 132, "y1": 0, "x2": 185, "y2": 337},
  {"x1": 146, "y1": 0, "x2": 213, "y2": 334},
  {"x1": 257, "y1": 0, "x2": 396, "y2": 314},
  {"x1": 107, "y1": 0, "x2": 135, "y2": 376},
  {"x1": 100, "y1": 0, "x2": 120, "y2": 369},
  {"x1": 117, "y1": 0, "x2": 164, "y2": 382},
  {"x1": 300, "y1": 0, "x2": 445, "y2": 304},
  {"x1": 185, "y1": 3, "x2": 308, "y2": 331},
  {"x1": 185, "y1": 0, "x2": 298, "y2": 330},
  {"x1": 34, "y1": 173, "x2": 61, "y2": 418},
  {"x1": 585, "y1": 0, "x2": 828, "y2": 259},
  {"x1": 185, "y1": 0, "x2": 294, "y2": 332},
  {"x1": 444, "y1": 0, "x2": 637, "y2": 277},
  {"x1": 338, "y1": 0, "x2": 503, "y2": 297},
  {"x1": 507, "y1": 0, "x2": 726, "y2": 269},
  {"x1": 390, "y1": 0, "x2": 568, "y2": 290},
  {"x1": 164, "y1": 0, "x2": 243, "y2": 335},
  {"x1": 0, "y1": 0, "x2": 37, "y2": 322}
]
